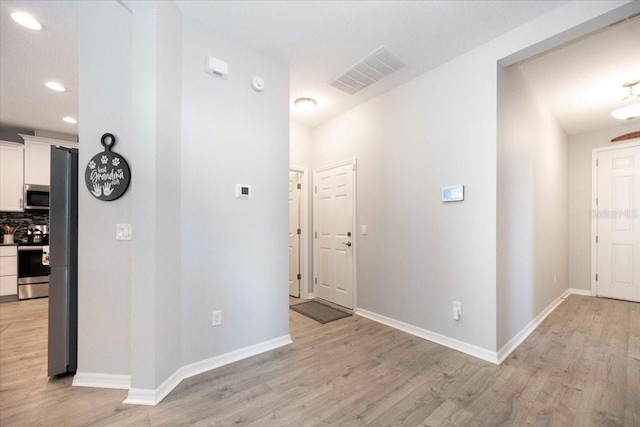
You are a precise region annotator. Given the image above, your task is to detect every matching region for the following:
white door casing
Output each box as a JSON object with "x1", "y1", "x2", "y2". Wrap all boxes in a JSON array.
[
  {"x1": 314, "y1": 160, "x2": 355, "y2": 309},
  {"x1": 594, "y1": 143, "x2": 640, "y2": 302},
  {"x1": 289, "y1": 171, "x2": 301, "y2": 297}
]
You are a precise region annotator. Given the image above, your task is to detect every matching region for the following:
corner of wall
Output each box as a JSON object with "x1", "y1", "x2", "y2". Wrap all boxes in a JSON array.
[
  {"x1": 123, "y1": 335, "x2": 292, "y2": 405},
  {"x1": 496, "y1": 56, "x2": 571, "y2": 351},
  {"x1": 77, "y1": 0, "x2": 133, "y2": 378}
]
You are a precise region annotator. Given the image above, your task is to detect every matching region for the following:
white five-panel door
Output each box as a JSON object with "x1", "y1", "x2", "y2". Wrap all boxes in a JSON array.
[
  {"x1": 596, "y1": 145, "x2": 640, "y2": 302},
  {"x1": 314, "y1": 162, "x2": 354, "y2": 309},
  {"x1": 289, "y1": 171, "x2": 301, "y2": 297}
]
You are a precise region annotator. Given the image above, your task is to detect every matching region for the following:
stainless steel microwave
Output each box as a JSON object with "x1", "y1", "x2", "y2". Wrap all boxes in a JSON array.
[{"x1": 24, "y1": 184, "x2": 50, "y2": 210}]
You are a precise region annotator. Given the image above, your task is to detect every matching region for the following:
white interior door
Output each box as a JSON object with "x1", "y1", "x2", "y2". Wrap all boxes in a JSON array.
[
  {"x1": 289, "y1": 171, "x2": 301, "y2": 297},
  {"x1": 314, "y1": 162, "x2": 354, "y2": 309},
  {"x1": 596, "y1": 145, "x2": 640, "y2": 302}
]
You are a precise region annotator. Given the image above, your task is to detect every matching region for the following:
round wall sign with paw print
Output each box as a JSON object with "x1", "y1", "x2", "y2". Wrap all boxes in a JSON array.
[{"x1": 85, "y1": 133, "x2": 131, "y2": 201}]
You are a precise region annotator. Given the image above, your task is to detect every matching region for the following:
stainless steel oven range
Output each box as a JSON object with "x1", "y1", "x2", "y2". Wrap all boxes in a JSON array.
[{"x1": 17, "y1": 245, "x2": 50, "y2": 299}]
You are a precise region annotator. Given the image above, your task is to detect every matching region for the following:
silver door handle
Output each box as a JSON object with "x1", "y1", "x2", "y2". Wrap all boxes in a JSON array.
[{"x1": 341, "y1": 242, "x2": 352, "y2": 247}]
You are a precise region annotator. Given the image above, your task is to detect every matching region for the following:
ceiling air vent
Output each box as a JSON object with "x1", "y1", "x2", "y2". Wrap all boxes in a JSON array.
[{"x1": 329, "y1": 46, "x2": 406, "y2": 95}]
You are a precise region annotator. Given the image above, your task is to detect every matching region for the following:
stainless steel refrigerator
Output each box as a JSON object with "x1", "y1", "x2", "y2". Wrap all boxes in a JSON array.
[{"x1": 48, "y1": 146, "x2": 78, "y2": 376}]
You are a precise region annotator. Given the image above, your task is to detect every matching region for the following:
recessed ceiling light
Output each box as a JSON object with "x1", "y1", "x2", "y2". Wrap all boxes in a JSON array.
[
  {"x1": 294, "y1": 98, "x2": 317, "y2": 113},
  {"x1": 45, "y1": 82, "x2": 66, "y2": 92},
  {"x1": 10, "y1": 12, "x2": 42, "y2": 31},
  {"x1": 62, "y1": 117, "x2": 77, "y2": 124}
]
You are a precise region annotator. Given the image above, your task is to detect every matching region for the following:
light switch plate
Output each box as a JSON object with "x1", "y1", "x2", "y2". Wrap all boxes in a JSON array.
[{"x1": 116, "y1": 223, "x2": 132, "y2": 241}]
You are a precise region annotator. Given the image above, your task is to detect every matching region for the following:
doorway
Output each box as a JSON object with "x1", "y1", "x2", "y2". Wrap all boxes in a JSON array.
[
  {"x1": 289, "y1": 171, "x2": 301, "y2": 298},
  {"x1": 289, "y1": 167, "x2": 309, "y2": 300},
  {"x1": 313, "y1": 160, "x2": 356, "y2": 309},
  {"x1": 592, "y1": 140, "x2": 640, "y2": 302}
]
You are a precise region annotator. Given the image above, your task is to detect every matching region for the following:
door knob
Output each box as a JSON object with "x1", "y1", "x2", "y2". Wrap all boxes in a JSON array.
[{"x1": 341, "y1": 242, "x2": 352, "y2": 247}]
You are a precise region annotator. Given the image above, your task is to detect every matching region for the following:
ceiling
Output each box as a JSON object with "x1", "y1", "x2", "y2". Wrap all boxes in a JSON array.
[
  {"x1": 175, "y1": 1, "x2": 568, "y2": 128},
  {"x1": 0, "y1": 0, "x2": 637, "y2": 137},
  {"x1": 517, "y1": 15, "x2": 640, "y2": 136},
  {"x1": 0, "y1": 0, "x2": 78, "y2": 135}
]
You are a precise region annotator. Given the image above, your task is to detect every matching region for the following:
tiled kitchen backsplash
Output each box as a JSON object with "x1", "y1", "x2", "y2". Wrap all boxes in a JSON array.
[{"x1": 0, "y1": 210, "x2": 49, "y2": 243}]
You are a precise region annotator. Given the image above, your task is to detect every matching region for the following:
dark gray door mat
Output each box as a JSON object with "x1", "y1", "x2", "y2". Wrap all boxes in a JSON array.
[{"x1": 289, "y1": 300, "x2": 352, "y2": 324}]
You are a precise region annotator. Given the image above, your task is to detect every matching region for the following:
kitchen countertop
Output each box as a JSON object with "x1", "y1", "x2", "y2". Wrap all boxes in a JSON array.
[{"x1": 0, "y1": 242, "x2": 18, "y2": 246}]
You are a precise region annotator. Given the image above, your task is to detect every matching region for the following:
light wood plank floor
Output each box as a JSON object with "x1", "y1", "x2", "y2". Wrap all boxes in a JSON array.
[{"x1": 1, "y1": 295, "x2": 639, "y2": 426}]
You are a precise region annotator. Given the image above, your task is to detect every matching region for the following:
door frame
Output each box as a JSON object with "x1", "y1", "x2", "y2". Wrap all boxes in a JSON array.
[
  {"x1": 290, "y1": 166, "x2": 310, "y2": 300},
  {"x1": 312, "y1": 158, "x2": 357, "y2": 310},
  {"x1": 591, "y1": 139, "x2": 640, "y2": 297}
]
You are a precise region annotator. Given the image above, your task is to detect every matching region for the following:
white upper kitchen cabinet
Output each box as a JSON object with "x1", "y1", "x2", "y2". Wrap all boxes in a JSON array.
[
  {"x1": 20, "y1": 134, "x2": 79, "y2": 186},
  {"x1": 0, "y1": 141, "x2": 25, "y2": 212},
  {"x1": 24, "y1": 139, "x2": 51, "y2": 185}
]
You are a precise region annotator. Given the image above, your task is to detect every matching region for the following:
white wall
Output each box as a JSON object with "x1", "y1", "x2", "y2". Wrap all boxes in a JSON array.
[
  {"x1": 311, "y1": 1, "x2": 629, "y2": 353},
  {"x1": 75, "y1": 0, "x2": 633, "y2": 381},
  {"x1": 290, "y1": 121, "x2": 313, "y2": 293},
  {"x1": 77, "y1": 0, "x2": 132, "y2": 376},
  {"x1": 313, "y1": 46, "x2": 499, "y2": 351},
  {"x1": 129, "y1": 2, "x2": 157, "y2": 390},
  {"x1": 153, "y1": 0, "x2": 183, "y2": 388},
  {"x1": 496, "y1": 65, "x2": 569, "y2": 349},
  {"x1": 180, "y1": 17, "x2": 290, "y2": 365},
  {"x1": 290, "y1": 121, "x2": 313, "y2": 170},
  {"x1": 79, "y1": 0, "x2": 289, "y2": 391},
  {"x1": 128, "y1": 1, "x2": 184, "y2": 390},
  {"x1": 568, "y1": 123, "x2": 640, "y2": 291}
]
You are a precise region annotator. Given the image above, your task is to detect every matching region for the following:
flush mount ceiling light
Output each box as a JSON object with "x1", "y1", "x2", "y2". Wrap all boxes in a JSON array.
[
  {"x1": 294, "y1": 98, "x2": 317, "y2": 113},
  {"x1": 45, "y1": 81, "x2": 66, "y2": 92},
  {"x1": 62, "y1": 117, "x2": 77, "y2": 124},
  {"x1": 10, "y1": 12, "x2": 42, "y2": 30},
  {"x1": 611, "y1": 80, "x2": 640, "y2": 120}
]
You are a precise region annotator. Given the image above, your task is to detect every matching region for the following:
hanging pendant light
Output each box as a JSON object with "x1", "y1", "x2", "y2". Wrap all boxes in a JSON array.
[{"x1": 611, "y1": 80, "x2": 640, "y2": 120}]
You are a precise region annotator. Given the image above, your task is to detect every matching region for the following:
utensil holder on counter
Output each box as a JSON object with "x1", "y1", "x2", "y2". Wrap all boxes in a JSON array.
[{"x1": 3, "y1": 234, "x2": 14, "y2": 244}]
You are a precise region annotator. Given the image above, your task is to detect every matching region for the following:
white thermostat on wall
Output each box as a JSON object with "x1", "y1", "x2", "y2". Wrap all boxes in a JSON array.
[
  {"x1": 442, "y1": 185, "x2": 464, "y2": 202},
  {"x1": 251, "y1": 76, "x2": 265, "y2": 92},
  {"x1": 236, "y1": 184, "x2": 252, "y2": 199}
]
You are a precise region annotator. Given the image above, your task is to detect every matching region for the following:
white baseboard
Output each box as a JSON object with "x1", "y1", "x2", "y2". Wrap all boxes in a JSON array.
[
  {"x1": 496, "y1": 289, "x2": 570, "y2": 364},
  {"x1": 569, "y1": 288, "x2": 593, "y2": 296},
  {"x1": 123, "y1": 334, "x2": 292, "y2": 406},
  {"x1": 122, "y1": 388, "x2": 157, "y2": 406},
  {"x1": 181, "y1": 334, "x2": 292, "y2": 381},
  {"x1": 307, "y1": 293, "x2": 316, "y2": 299},
  {"x1": 72, "y1": 373, "x2": 131, "y2": 390},
  {"x1": 354, "y1": 308, "x2": 499, "y2": 365},
  {"x1": 123, "y1": 367, "x2": 184, "y2": 406},
  {"x1": 357, "y1": 287, "x2": 576, "y2": 366}
]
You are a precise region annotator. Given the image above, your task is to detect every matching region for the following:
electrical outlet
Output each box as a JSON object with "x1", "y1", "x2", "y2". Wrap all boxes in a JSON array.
[
  {"x1": 453, "y1": 301, "x2": 462, "y2": 321},
  {"x1": 116, "y1": 223, "x2": 132, "y2": 241},
  {"x1": 212, "y1": 310, "x2": 222, "y2": 326}
]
